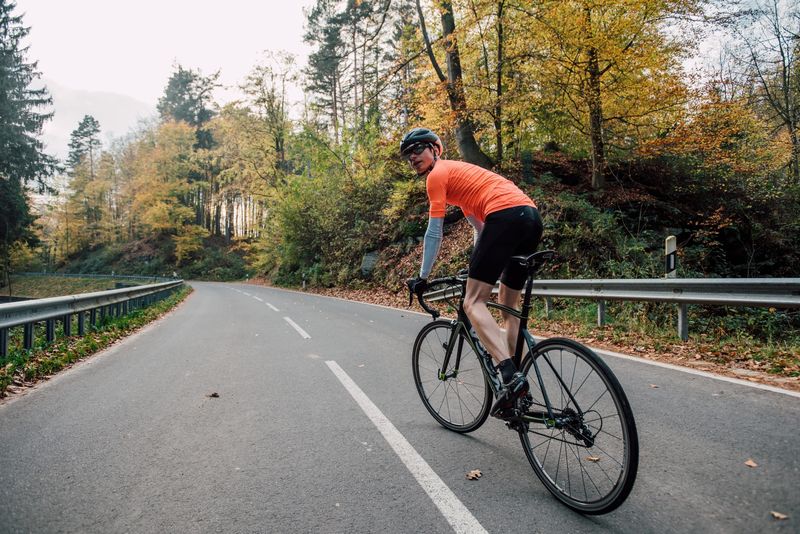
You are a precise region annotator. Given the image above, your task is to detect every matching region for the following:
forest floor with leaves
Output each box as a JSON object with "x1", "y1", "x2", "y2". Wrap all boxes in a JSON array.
[{"x1": 249, "y1": 219, "x2": 800, "y2": 394}]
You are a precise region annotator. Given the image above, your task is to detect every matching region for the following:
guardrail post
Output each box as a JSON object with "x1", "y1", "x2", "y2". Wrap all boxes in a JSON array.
[
  {"x1": 63, "y1": 314, "x2": 72, "y2": 336},
  {"x1": 78, "y1": 312, "x2": 86, "y2": 336},
  {"x1": 545, "y1": 297, "x2": 552, "y2": 318},
  {"x1": 0, "y1": 327, "x2": 7, "y2": 358},
  {"x1": 678, "y1": 303, "x2": 689, "y2": 341},
  {"x1": 23, "y1": 323, "x2": 34, "y2": 350},
  {"x1": 46, "y1": 319, "x2": 55, "y2": 343},
  {"x1": 90, "y1": 308, "x2": 97, "y2": 328},
  {"x1": 597, "y1": 300, "x2": 606, "y2": 326}
]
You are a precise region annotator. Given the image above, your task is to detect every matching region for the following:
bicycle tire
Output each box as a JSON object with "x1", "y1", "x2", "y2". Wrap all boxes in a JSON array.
[
  {"x1": 519, "y1": 338, "x2": 639, "y2": 514},
  {"x1": 412, "y1": 320, "x2": 493, "y2": 433}
]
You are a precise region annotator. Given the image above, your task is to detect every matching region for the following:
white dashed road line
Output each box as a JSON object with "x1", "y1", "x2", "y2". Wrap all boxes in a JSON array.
[
  {"x1": 266, "y1": 303, "x2": 280, "y2": 312},
  {"x1": 284, "y1": 317, "x2": 311, "y2": 339},
  {"x1": 325, "y1": 360, "x2": 488, "y2": 534}
]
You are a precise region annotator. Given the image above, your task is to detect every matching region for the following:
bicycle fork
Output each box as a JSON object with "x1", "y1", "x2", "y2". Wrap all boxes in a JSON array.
[{"x1": 438, "y1": 319, "x2": 503, "y2": 394}]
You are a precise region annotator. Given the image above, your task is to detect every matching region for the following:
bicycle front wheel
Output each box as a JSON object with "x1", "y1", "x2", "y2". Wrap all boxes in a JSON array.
[
  {"x1": 519, "y1": 338, "x2": 639, "y2": 514},
  {"x1": 412, "y1": 320, "x2": 492, "y2": 433}
]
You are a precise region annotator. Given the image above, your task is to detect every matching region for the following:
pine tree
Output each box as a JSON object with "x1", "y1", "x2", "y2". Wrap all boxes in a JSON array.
[
  {"x1": 65, "y1": 115, "x2": 105, "y2": 249},
  {"x1": 67, "y1": 115, "x2": 101, "y2": 176},
  {"x1": 0, "y1": 0, "x2": 57, "y2": 284},
  {"x1": 157, "y1": 64, "x2": 220, "y2": 149}
]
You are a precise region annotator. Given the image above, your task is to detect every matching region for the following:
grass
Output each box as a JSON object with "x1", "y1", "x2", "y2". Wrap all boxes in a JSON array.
[
  {"x1": 0, "y1": 286, "x2": 192, "y2": 397},
  {"x1": 4, "y1": 274, "x2": 164, "y2": 299}
]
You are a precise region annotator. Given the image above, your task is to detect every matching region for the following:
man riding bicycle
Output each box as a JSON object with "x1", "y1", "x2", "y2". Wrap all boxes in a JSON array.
[{"x1": 402, "y1": 127, "x2": 544, "y2": 417}]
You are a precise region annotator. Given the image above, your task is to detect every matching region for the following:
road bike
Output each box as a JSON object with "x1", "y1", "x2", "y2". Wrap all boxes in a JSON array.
[{"x1": 408, "y1": 250, "x2": 639, "y2": 514}]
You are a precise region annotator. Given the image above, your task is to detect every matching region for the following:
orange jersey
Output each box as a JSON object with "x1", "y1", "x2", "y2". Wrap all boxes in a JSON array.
[{"x1": 426, "y1": 159, "x2": 536, "y2": 222}]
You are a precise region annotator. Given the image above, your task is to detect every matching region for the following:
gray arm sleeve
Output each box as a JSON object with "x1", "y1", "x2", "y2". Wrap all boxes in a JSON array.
[
  {"x1": 465, "y1": 215, "x2": 484, "y2": 245},
  {"x1": 420, "y1": 217, "x2": 444, "y2": 279}
]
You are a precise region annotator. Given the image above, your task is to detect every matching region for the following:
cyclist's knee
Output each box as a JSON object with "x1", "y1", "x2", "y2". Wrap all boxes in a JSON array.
[
  {"x1": 462, "y1": 294, "x2": 482, "y2": 317},
  {"x1": 463, "y1": 287, "x2": 487, "y2": 309}
]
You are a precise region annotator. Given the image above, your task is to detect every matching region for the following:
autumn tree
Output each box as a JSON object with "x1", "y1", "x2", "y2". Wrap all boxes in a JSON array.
[
  {"x1": 120, "y1": 122, "x2": 208, "y2": 263},
  {"x1": 416, "y1": 0, "x2": 493, "y2": 168},
  {"x1": 733, "y1": 0, "x2": 800, "y2": 182},
  {"x1": 517, "y1": 0, "x2": 701, "y2": 188},
  {"x1": 242, "y1": 51, "x2": 297, "y2": 177}
]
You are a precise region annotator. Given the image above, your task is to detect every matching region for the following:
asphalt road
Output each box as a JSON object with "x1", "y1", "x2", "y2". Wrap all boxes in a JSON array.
[{"x1": 0, "y1": 281, "x2": 798, "y2": 533}]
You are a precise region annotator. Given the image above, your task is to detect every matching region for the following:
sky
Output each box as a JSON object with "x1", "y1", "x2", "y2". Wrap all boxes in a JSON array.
[
  {"x1": 15, "y1": 0, "x2": 316, "y2": 156},
  {"x1": 18, "y1": 0, "x2": 315, "y2": 105}
]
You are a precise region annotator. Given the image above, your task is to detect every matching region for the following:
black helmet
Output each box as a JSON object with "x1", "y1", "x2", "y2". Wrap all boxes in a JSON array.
[{"x1": 400, "y1": 128, "x2": 443, "y2": 157}]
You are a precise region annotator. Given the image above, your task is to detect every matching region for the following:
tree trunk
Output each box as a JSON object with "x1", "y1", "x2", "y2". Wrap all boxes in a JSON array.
[
  {"x1": 586, "y1": 46, "x2": 606, "y2": 189},
  {"x1": 440, "y1": 1, "x2": 493, "y2": 168},
  {"x1": 584, "y1": 5, "x2": 606, "y2": 190},
  {"x1": 789, "y1": 122, "x2": 800, "y2": 182},
  {"x1": 494, "y1": 0, "x2": 505, "y2": 167},
  {"x1": 417, "y1": 0, "x2": 493, "y2": 169}
]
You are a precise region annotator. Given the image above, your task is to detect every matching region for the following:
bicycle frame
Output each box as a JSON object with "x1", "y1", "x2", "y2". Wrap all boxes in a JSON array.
[
  {"x1": 411, "y1": 249, "x2": 638, "y2": 513},
  {"x1": 430, "y1": 262, "x2": 588, "y2": 430}
]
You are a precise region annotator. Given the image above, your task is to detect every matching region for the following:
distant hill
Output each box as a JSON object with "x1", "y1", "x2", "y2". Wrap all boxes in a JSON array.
[{"x1": 41, "y1": 79, "x2": 156, "y2": 160}]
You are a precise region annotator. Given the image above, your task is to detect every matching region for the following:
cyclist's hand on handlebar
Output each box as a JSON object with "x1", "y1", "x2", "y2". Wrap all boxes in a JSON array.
[
  {"x1": 406, "y1": 277, "x2": 428, "y2": 305},
  {"x1": 407, "y1": 277, "x2": 428, "y2": 294}
]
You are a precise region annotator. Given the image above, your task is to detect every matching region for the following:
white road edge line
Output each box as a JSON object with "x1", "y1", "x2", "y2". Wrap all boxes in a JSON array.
[
  {"x1": 592, "y1": 346, "x2": 800, "y2": 399},
  {"x1": 266, "y1": 303, "x2": 280, "y2": 312},
  {"x1": 325, "y1": 360, "x2": 488, "y2": 534},
  {"x1": 253, "y1": 296, "x2": 263, "y2": 302},
  {"x1": 283, "y1": 317, "x2": 311, "y2": 339}
]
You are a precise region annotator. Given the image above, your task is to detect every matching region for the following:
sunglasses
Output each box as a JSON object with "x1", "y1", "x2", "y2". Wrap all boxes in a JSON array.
[{"x1": 403, "y1": 144, "x2": 429, "y2": 160}]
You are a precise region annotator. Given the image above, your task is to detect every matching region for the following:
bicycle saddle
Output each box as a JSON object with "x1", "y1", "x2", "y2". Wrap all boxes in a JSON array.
[{"x1": 511, "y1": 250, "x2": 556, "y2": 271}]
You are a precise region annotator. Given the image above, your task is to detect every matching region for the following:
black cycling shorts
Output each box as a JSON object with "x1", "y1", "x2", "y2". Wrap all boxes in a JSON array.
[{"x1": 468, "y1": 205, "x2": 543, "y2": 290}]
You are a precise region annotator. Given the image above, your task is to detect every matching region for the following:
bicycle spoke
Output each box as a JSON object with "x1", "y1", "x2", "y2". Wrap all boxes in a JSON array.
[
  {"x1": 520, "y1": 339, "x2": 638, "y2": 513},
  {"x1": 413, "y1": 321, "x2": 492, "y2": 433}
]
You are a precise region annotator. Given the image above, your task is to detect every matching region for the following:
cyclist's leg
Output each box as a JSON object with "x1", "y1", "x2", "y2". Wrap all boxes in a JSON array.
[
  {"x1": 466, "y1": 205, "x2": 539, "y2": 366},
  {"x1": 497, "y1": 284, "x2": 522, "y2": 357},
  {"x1": 497, "y1": 206, "x2": 543, "y2": 358},
  {"x1": 463, "y1": 278, "x2": 507, "y2": 364}
]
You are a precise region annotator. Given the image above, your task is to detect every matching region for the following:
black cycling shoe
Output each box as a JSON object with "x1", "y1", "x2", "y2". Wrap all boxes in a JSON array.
[{"x1": 491, "y1": 372, "x2": 529, "y2": 418}]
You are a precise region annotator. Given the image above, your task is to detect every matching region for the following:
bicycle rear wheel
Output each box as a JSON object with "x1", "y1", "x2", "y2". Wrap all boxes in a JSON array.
[
  {"x1": 412, "y1": 320, "x2": 492, "y2": 433},
  {"x1": 519, "y1": 338, "x2": 638, "y2": 514}
]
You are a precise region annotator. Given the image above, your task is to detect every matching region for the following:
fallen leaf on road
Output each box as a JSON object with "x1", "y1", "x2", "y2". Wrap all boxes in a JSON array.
[
  {"x1": 649, "y1": 384, "x2": 659, "y2": 388},
  {"x1": 207, "y1": 392, "x2": 220, "y2": 398},
  {"x1": 770, "y1": 511, "x2": 788, "y2": 520},
  {"x1": 466, "y1": 469, "x2": 482, "y2": 480},
  {"x1": 744, "y1": 459, "x2": 758, "y2": 468},
  {"x1": 586, "y1": 456, "x2": 601, "y2": 462}
]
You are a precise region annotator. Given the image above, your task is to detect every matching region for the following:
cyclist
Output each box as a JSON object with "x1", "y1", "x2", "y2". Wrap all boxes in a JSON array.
[{"x1": 402, "y1": 127, "x2": 544, "y2": 417}]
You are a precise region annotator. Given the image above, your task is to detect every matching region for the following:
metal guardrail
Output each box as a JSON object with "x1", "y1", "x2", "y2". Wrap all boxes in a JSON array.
[
  {"x1": 0, "y1": 280, "x2": 184, "y2": 358},
  {"x1": 15, "y1": 272, "x2": 175, "y2": 282},
  {"x1": 426, "y1": 278, "x2": 800, "y2": 340}
]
